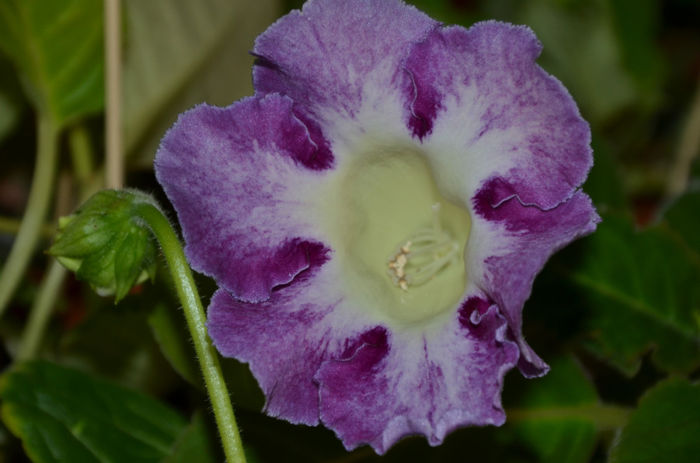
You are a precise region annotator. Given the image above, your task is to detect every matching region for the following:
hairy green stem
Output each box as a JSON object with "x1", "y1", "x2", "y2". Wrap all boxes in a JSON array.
[
  {"x1": 0, "y1": 114, "x2": 58, "y2": 318},
  {"x1": 16, "y1": 260, "x2": 67, "y2": 361},
  {"x1": 135, "y1": 202, "x2": 246, "y2": 463},
  {"x1": 507, "y1": 404, "x2": 631, "y2": 430}
]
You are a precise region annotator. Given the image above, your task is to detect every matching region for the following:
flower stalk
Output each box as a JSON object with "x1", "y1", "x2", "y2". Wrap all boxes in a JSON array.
[
  {"x1": 0, "y1": 114, "x2": 59, "y2": 318},
  {"x1": 16, "y1": 261, "x2": 67, "y2": 361},
  {"x1": 50, "y1": 189, "x2": 246, "y2": 462},
  {"x1": 133, "y1": 201, "x2": 246, "y2": 463}
]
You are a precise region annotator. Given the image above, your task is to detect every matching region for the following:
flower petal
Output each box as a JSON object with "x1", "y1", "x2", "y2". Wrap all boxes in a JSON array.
[
  {"x1": 405, "y1": 21, "x2": 592, "y2": 210},
  {"x1": 207, "y1": 250, "x2": 378, "y2": 425},
  {"x1": 252, "y1": 0, "x2": 438, "y2": 137},
  {"x1": 470, "y1": 184, "x2": 600, "y2": 376},
  {"x1": 155, "y1": 94, "x2": 332, "y2": 302},
  {"x1": 316, "y1": 292, "x2": 519, "y2": 453}
]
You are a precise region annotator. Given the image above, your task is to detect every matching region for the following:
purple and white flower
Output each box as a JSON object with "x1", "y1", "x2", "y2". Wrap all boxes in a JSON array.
[{"x1": 155, "y1": 0, "x2": 599, "y2": 453}]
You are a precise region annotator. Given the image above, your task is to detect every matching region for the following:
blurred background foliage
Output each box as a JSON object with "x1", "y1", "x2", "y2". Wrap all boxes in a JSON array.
[{"x1": 0, "y1": 0, "x2": 698, "y2": 462}]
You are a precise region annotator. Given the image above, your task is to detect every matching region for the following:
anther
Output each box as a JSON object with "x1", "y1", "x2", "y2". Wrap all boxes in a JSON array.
[{"x1": 385, "y1": 203, "x2": 460, "y2": 291}]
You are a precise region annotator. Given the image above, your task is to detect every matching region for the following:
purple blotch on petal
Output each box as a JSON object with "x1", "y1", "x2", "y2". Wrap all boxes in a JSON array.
[
  {"x1": 473, "y1": 177, "x2": 598, "y2": 233},
  {"x1": 290, "y1": 109, "x2": 334, "y2": 170},
  {"x1": 472, "y1": 177, "x2": 519, "y2": 216},
  {"x1": 270, "y1": 241, "x2": 331, "y2": 291},
  {"x1": 316, "y1": 329, "x2": 392, "y2": 451},
  {"x1": 336, "y1": 326, "x2": 390, "y2": 362},
  {"x1": 459, "y1": 296, "x2": 501, "y2": 341},
  {"x1": 403, "y1": 34, "x2": 446, "y2": 139}
]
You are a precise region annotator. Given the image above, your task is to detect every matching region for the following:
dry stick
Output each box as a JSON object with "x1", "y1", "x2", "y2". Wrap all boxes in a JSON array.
[
  {"x1": 667, "y1": 78, "x2": 700, "y2": 197},
  {"x1": 105, "y1": 0, "x2": 123, "y2": 189}
]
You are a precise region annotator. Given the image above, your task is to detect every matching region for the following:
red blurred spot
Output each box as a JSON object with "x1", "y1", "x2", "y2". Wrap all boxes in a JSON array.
[{"x1": 129, "y1": 284, "x2": 144, "y2": 295}]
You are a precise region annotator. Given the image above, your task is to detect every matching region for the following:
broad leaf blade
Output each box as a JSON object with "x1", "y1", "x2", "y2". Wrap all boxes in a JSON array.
[
  {"x1": 663, "y1": 190, "x2": 700, "y2": 260},
  {"x1": 584, "y1": 138, "x2": 627, "y2": 212},
  {"x1": 508, "y1": 356, "x2": 599, "y2": 463},
  {"x1": 0, "y1": 0, "x2": 103, "y2": 126},
  {"x1": 609, "y1": 0, "x2": 665, "y2": 107},
  {"x1": 519, "y1": 0, "x2": 637, "y2": 125},
  {"x1": 572, "y1": 208, "x2": 700, "y2": 375},
  {"x1": 0, "y1": 361, "x2": 187, "y2": 463},
  {"x1": 148, "y1": 303, "x2": 202, "y2": 388},
  {"x1": 0, "y1": 55, "x2": 24, "y2": 142},
  {"x1": 610, "y1": 379, "x2": 700, "y2": 463},
  {"x1": 123, "y1": 0, "x2": 280, "y2": 161},
  {"x1": 164, "y1": 412, "x2": 219, "y2": 463},
  {"x1": 56, "y1": 301, "x2": 177, "y2": 393}
]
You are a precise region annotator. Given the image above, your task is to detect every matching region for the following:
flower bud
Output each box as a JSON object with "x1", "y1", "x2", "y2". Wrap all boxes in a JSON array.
[{"x1": 49, "y1": 189, "x2": 158, "y2": 302}]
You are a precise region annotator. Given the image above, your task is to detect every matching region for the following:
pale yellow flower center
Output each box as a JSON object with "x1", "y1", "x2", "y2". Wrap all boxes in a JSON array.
[{"x1": 320, "y1": 144, "x2": 471, "y2": 326}]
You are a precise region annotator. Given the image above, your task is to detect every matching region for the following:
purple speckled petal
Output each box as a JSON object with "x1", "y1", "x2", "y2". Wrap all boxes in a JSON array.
[
  {"x1": 406, "y1": 21, "x2": 592, "y2": 210},
  {"x1": 209, "y1": 292, "x2": 330, "y2": 424},
  {"x1": 208, "y1": 251, "x2": 378, "y2": 424},
  {"x1": 470, "y1": 184, "x2": 600, "y2": 376},
  {"x1": 155, "y1": 94, "x2": 333, "y2": 303},
  {"x1": 253, "y1": 0, "x2": 438, "y2": 135},
  {"x1": 316, "y1": 292, "x2": 518, "y2": 453}
]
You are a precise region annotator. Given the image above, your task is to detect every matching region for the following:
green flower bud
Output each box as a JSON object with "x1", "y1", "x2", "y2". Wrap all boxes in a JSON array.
[{"x1": 49, "y1": 189, "x2": 159, "y2": 302}]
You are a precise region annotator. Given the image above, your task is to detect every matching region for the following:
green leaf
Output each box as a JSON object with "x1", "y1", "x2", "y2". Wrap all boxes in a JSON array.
[
  {"x1": 662, "y1": 190, "x2": 700, "y2": 260},
  {"x1": 609, "y1": 379, "x2": 700, "y2": 463},
  {"x1": 57, "y1": 298, "x2": 179, "y2": 394},
  {"x1": 0, "y1": 0, "x2": 104, "y2": 127},
  {"x1": 507, "y1": 356, "x2": 600, "y2": 463},
  {"x1": 519, "y1": 0, "x2": 637, "y2": 125},
  {"x1": 0, "y1": 54, "x2": 25, "y2": 142},
  {"x1": 164, "y1": 412, "x2": 219, "y2": 463},
  {"x1": 0, "y1": 361, "x2": 187, "y2": 463},
  {"x1": 572, "y1": 208, "x2": 700, "y2": 376},
  {"x1": 123, "y1": 0, "x2": 280, "y2": 163},
  {"x1": 608, "y1": 0, "x2": 665, "y2": 107},
  {"x1": 403, "y1": 0, "x2": 478, "y2": 25},
  {"x1": 584, "y1": 138, "x2": 628, "y2": 213},
  {"x1": 148, "y1": 303, "x2": 202, "y2": 388}
]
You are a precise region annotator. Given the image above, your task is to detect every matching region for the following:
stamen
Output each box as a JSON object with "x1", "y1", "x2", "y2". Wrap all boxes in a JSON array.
[{"x1": 386, "y1": 203, "x2": 460, "y2": 291}]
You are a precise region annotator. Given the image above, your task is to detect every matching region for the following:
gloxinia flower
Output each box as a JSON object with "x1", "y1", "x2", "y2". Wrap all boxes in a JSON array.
[{"x1": 155, "y1": 0, "x2": 599, "y2": 453}]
